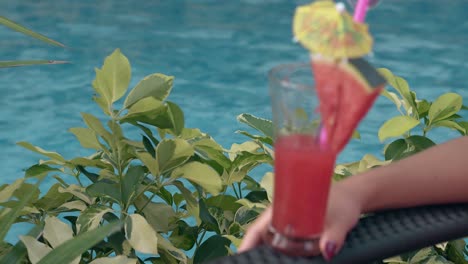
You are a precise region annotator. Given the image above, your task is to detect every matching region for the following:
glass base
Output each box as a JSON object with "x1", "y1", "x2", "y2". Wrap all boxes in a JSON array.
[{"x1": 263, "y1": 225, "x2": 321, "y2": 257}]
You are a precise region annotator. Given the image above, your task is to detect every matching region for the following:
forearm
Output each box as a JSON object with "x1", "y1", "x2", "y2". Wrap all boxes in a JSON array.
[{"x1": 342, "y1": 136, "x2": 468, "y2": 213}]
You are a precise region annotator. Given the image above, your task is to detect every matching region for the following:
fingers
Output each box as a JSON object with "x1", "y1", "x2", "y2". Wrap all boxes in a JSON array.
[
  {"x1": 318, "y1": 222, "x2": 348, "y2": 261},
  {"x1": 238, "y1": 207, "x2": 272, "y2": 253}
]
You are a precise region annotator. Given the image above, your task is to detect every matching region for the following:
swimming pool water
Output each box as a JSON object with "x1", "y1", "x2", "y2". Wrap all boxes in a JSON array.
[{"x1": 1, "y1": 0, "x2": 468, "y2": 243}]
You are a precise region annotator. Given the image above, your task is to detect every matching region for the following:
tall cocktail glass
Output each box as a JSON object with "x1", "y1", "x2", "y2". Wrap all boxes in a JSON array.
[{"x1": 265, "y1": 63, "x2": 336, "y2": 256}]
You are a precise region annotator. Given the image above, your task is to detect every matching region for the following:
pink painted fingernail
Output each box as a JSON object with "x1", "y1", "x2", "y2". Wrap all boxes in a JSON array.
[{"x1": 325, "y1": 241, "x2": 337, "y2": 261}]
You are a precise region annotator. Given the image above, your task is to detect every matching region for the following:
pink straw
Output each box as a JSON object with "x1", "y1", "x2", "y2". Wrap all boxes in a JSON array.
[
  {"x1": 318, "y1": 125, "x2": 328, "y2": 148},
  {"x1": 353, "y1": 0, "x2": 369, "y2": 22}
]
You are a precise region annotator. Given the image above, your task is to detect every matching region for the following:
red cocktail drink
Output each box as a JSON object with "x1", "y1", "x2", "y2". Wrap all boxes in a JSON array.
[
  {"x1": 272, "y1": 134, "x2": 335, "y2": 238},
  {"x1": 266, "y1": 63, "x2": 336, "y2": 256}
]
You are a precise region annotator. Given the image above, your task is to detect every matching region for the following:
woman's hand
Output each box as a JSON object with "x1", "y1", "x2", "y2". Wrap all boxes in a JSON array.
[
  {"x1": 237, "y1": 206, "x2": 272, "y2": 253},
  {"x1": 318, "y1": 181, "x2": 363, "y2": 260},
  {"x1": 238, "y1": 181, "x2": 364, "y2": 261}
]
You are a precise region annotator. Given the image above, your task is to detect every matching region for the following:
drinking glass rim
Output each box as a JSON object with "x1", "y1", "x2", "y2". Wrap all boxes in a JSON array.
[{"x1": 268, "y1": 62, "x2": 313, "y2": 91}]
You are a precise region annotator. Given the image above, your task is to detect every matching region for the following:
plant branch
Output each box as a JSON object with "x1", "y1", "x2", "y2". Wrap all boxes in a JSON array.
[
  {"x1": 232, "y1": 184, "x2": 240, "y2": 199},
  {"x1": 237, "y1": 182, "x2": 243, "y2": 199}
]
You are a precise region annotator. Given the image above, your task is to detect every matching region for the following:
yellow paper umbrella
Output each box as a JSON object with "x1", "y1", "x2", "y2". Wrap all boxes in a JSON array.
[{"x1": 293, "y1": 0, "x2": 373, "y2": 58}]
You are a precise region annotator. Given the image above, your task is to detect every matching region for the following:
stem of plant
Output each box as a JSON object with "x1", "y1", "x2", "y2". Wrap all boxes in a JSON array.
[
  {"x1": 423, "y1": 124, "x2": 430, "y2": 137},
  {"x1": 237, "y1": 182, "x2": 243, "y2": 198},
  {"x1": 138, "y1": 192, "x2": 158, "y2": 212},
  {"x1": 76, "y1": 175, "x2": 83, "y2": 187},
  {"x1": 197, "y1": 229, "x2": 207, "y2": 248},
  {"x1": 133, "y1": 181, "x2": 158, "y2": 205},
  {"x1": 232, "y1": 184, "x2": 240, "y2": 199}
]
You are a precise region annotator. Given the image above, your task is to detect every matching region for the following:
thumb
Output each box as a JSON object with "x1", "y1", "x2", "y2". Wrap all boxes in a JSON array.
[
  {"x1": 319, "y1": 222, "x2": 349, "y2": 261},
  {"x1": 238, "y1": 207, "x2": 272, "y2": 253}
]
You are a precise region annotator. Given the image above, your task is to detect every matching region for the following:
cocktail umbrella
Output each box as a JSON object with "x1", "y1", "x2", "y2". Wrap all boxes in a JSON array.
[
  {"x1": 293, "y1": 0, "x2": 386, "y2": 153},
  {"x1": 293, "y1": 0, "x2": 373, "y2": 59}
]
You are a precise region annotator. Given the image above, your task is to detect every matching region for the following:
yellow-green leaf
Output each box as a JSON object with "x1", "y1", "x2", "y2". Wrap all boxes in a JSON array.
[
  {"x1": 76, "y1": 205, "x2": 112, "y2": 233},
  {"x1": 20, "y1": 236, "x2": 52, "y2": 264},
  {"x1": 16, "y1": 142, "x2": 65, "y2": 162},
  {"x1": 172, "y1": 181, "x2": 200, "y2": 225},
  {"x1": 237, "y1": 114, "x2": 273, "y2": 138},
  {"x1": 378, "y1": 68, "x2": 416, "y2": 116},
  {"x1": 43, "y1": 216, "x2": 74, "y2": 248},
  {"x1": 58, "y1": 185, "x2": 95, "y2": 205},
  {"x1": 156, "y1": 139, "x2": 194, "y2": 174},
  {"x1": 378, "y1": 116, "x2": 420, "y2": 142},
  {"x1": 69, "y1": 127, "x2": 101, "y2": 150},
  {"x1": 228, "y1": 141, "x2": 260, "y2": 160},
  {"x1": 428, "y1": 93, "x2": 463, "y2": 124},
  {"x1": 90, "y1": 256, "x2": 137, "y2": 264},
  {"x1": 236, "y1": 199, "x2": 267, "y2": 210},
  {"x1": 92, "y1": 49, "x2": 131, "y2": 105},
  {"x1": 260, "y1": 172, "x2": 274, "y2": 202},
  {"x1": 125, "y1": 214, "x2": 158, "y2": 254},
  {"x1": 81, "y1": 113, "x2": 112, "y2": 143},
  {"x1": 43, "y1": 217, "x2": 81, "y2": 263},
  {"x1": 93, "y1": 95, "x2": 111, "y2": 116},
  {"x1": 125, "y1": 97, "x2": 165, "y2": 118},
  {"x1": 166, "y1": 101, "x2": 185, "y2": 136},
  {"x1": 432, "y1": 120, "x2": 466, "y2": 134},
  {"x1": 124, "y1": 73, "x2": 174, "y2": 108},
  {"x1": 381, "y1": 89, "x2": 403, "y2": 111},
  {"x1": 358, "y1": 154, "x2": 391, "y2": 172},
  {"x1": 156, "y1": 233, "x2": 187, "y2": 263},
  {"x1": 136, "y1": 152, "x2": 159, "y2": 176},
  {"x1": 0, "y1": 179, "x2": 43, "y2": 241},
  {"x1": 106, "y1": 49, "x2": 131, "y2": 103},
  {"x1": 37, "y1": 221, "x2": 122, "y2": 264},
  {"x1": 0, "y1": 179, "x2": 24, "y2": 203},
  {"x1": 92, "y1": 68, "x2": 111, "y2": 108},
  {"x1": 0, "y1": 16, "x2": 65, "y2": 47},
  {"x1": 223, "y1": 235, "x2": 242, "y2": 249},
  {"x1": 57, "y1": 200, "x2": 87, "y2": 211},
  {"x1": 171, "y1": 162, "x2": 222, "y2": 195},
  {"x1": 134, "y1": 196, "x2": 176, "y2": 233}
]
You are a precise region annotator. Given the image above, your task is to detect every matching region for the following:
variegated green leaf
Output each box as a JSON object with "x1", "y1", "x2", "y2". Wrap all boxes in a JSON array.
[
  {"x1": 0, "y1": 179, "x2": 24, "y2": 203},
  {"x1": 171, "y1": 162, "x2": 222, "y2": 195},
  {"x1": 125, "y1": 214, "x2": 158, "y2": 254},
  {"x1": 92, "y1": 49, "x2": 131, "y2": 107},
  {"x1": 378, "y1": 116, "x2": 420, "y2": 142},
  {"x1": 16, "y1": 142, "x2": 65, "y2": 163},
  {"x1": 69, "y1": 127, "x2": 101, "y2": 150},
  {"x1": 260, "y1": 172, "x2": 274, "y2": 202},
  {"x1": 76, "y1": 205, "x2": 113, "y2": 233},
  {"x1": 90, "y1": 256, "x2": 137, "y2": 264},
  {"x1": 124, "y1": 73, "x2": 174, "y2": 108},
  {"x1": 136, "y1": 151, "x2": 159, "y2": 176},
  {"x1": 58, "y1": 185, "x2": 95, "y2": 205},
  {"x1": 156, "y1": 139, "x2": 194, "y2": 174},
  {"x1": 37, "y1": 221, "x2": 122, "y2": 264},
  {"x1": 237, "y1": 114, "x2": 273, "y2": 138},
  {"x1": 134, "y1": 196, "x2": 176, "y2": 233},
  {"x1": 19, "y1": 236, "x2": 52, "y2": 264},
  {"x1": 43, "y1": 216, "x2": 74, "y2": 248}
]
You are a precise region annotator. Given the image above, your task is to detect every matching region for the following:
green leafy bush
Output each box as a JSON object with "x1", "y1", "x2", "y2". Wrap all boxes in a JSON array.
[
  {"x1": 0, "y1": 49, "x2": 273, "y2": 264},
  {"x1": 0, "y1": 49, "x2": 466, "y2": 264}
]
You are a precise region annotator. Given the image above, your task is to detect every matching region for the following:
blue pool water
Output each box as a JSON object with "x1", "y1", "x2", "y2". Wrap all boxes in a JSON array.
[{"x1": 1, "y1": 0, "x2": 468, "y2": 243}]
